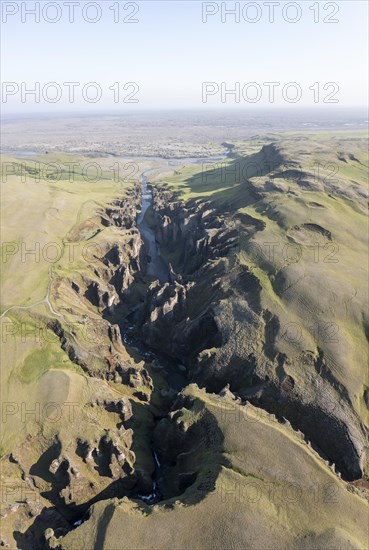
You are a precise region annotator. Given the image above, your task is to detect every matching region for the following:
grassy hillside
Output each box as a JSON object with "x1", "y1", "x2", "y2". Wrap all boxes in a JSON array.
[
  {"x1": 0, "y1": 152, "x2": 153, "y2": 454},
  {"x1": 150, "y1": 132, "x2": 369, "y2": 424}
]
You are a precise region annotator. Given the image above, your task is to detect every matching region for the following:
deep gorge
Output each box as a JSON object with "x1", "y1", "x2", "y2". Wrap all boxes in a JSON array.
[{"x1": 11, "y1": 151, "x2": 368, "y2": 549}]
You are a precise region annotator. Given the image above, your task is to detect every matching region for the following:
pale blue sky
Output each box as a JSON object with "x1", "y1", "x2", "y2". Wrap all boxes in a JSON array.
[{"x1": 1, "y1": 0, "x2": 368, "y2": 112}]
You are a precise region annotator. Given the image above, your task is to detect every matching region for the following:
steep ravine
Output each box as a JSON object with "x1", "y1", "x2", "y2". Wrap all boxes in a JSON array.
[
  {"x1": 99, "y1": 161, "x2": 367, "y2": 485},
  {"x1": 29, "y1": 160, "x2": 231, "y2": 545},
  {"x1": 89, "y1": 160, "x2": 366, "y2": 488},
  {"x1": 5, "y1": 165, "x2": 209, "y2": 549},
  {"x1": 127, "y1": 175, "x2": 368, "y2": 484},
  {"x1": 8, "y1": 151, "x2": 368, "y2": 548}
]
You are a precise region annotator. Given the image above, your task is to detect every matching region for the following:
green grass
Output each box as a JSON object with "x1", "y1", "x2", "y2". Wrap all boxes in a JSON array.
[{"x1": 18, "y1": 342, "x2": 80, "y2": 384}]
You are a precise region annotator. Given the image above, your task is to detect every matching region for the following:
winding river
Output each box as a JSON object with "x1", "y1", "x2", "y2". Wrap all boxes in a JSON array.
[
  {"x1": 133, "y1": 155, "x2": 226, "y2": 504},
  {"x1": 136, "y1": 171, "x2": 169, "y2": 283},
  {"x1": 136, "y1": 154, "x2": 226, "y2": 284}
]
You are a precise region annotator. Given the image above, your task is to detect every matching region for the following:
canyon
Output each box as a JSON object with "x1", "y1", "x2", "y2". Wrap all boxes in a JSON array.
[{"x1": 1, "y1": 135, "x2": 368, "y2": 549}]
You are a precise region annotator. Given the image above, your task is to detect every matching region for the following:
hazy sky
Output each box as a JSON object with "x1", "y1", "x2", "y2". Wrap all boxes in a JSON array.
[{"x1": 1, "y1": 0, "x2": 368, "y2": 112}]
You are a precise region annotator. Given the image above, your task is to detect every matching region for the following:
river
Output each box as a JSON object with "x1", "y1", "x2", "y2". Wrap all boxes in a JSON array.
[
  {"x1": 136, "y1": 170, "x2": 169, "y2": 283},
  {"x1": 136, "y1": 154, "x2": 227, "y2": 284},
  {"x1": 132, "y1": 155, "x2": 227, "y2": 504}
]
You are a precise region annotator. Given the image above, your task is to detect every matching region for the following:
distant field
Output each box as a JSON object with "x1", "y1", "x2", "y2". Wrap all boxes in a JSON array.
[{"x1": 1, "y1": 110, "x2": 366, "y2": 157}]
